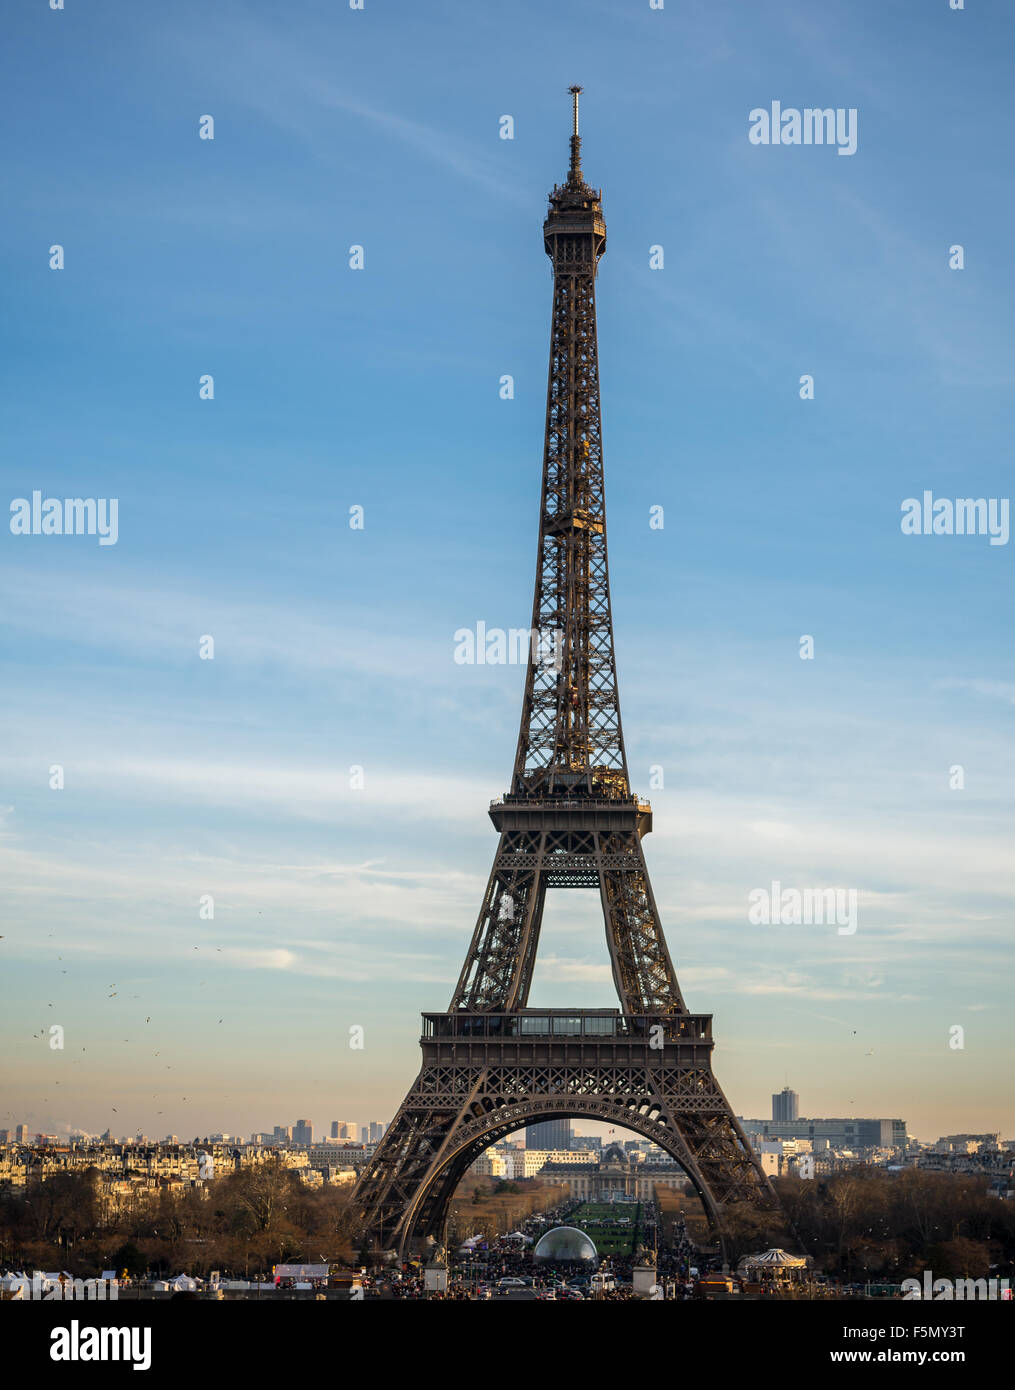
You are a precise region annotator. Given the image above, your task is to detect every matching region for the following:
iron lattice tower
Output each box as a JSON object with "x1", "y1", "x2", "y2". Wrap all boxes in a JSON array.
[{"x1": 352, "y1": 90, "x2": 775, "y2": 1260}]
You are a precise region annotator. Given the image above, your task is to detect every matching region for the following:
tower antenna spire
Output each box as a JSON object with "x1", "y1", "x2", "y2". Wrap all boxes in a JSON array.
[{"x1": 568, "y1": 83, "x2": 583, "y2": 184}]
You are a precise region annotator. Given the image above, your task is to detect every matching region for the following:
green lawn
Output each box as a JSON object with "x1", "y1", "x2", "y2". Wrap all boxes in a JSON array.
[{"x1": 569, "y1": 1202, "x2": 642, "y2": 1256}]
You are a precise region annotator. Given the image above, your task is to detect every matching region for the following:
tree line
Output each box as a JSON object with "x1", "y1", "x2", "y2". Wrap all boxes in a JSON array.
[
  {"x1": 717, "y1": 1169, "x2": 1015, "y2": 1280},
  {"x1": 0, "y1": 1161, "x2": 359, "y2": 1278}
]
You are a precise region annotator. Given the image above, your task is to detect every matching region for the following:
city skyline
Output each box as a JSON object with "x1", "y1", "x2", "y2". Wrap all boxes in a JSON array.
[
  {"x1": 4, "y1": 1101, "x2": 988, "y2": 1152},
  {"x1": 2, "y1": 0, "x2": 1013, "y2": 1147}
]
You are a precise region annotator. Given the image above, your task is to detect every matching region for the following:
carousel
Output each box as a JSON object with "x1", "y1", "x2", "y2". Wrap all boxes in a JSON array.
[{"x1": 737, "y1": 1247, "x2": 810, "y2": 1292}]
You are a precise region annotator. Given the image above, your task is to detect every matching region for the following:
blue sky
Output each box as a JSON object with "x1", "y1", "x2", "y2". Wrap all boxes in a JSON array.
[{"x1": 1, "y1": 0, "x2": 1013, "y2": 1145}]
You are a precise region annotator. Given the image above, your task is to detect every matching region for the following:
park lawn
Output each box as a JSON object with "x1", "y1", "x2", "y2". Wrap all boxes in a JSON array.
[{"x1": 569, "y1": 1202, "x2": 642, "y2": 1256}]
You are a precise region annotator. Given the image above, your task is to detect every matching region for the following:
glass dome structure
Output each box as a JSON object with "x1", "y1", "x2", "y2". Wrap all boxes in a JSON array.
[{"x1": 533, "y1": 1225, "x2": 598, "y2": 1264}]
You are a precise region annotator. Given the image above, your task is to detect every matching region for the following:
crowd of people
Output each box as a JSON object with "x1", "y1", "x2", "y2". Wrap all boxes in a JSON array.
[{"x1": 364, "y1": 1200, "x2": 710, "y2": 1299}]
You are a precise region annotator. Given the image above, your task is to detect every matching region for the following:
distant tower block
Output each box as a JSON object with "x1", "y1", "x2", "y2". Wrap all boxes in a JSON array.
[
  {"x1": 773, "y1": 1088, "x2": 800, "y2": 1122},
  {"x1": 527, "y1": 1118, "x2": 572, "y2": 1151}
]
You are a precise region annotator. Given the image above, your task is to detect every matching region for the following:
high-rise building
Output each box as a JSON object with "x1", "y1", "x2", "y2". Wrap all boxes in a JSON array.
[
  {"x1": 773, "y1": 1087, "x2": 799, "y2": 1122},
  {"x1": 368, "y1": 1121, "x2": 385, "y2": 1143},
  {"x1": 360, "y1": 1126, "x2": 368, "y2": 1144},
  {"x1": 292, "y1": 1119, "x2": 313, "y2": 1146},
  {"x1": 15, "y1": 1124, "x2": 29, "y2": 1144},
  {"x1": 330, "y1": 1120, "x2": 357, "y2": 1140},
  {"x1": 273, "y1": 1125, "x2": 292, "y2": 1143},
  {"x1": 330, "y1": 1121, "x2": 339, "y2": 1139},
  {"x1": 526, "y1": 1119, "x2": 571, "y2": 1151}
]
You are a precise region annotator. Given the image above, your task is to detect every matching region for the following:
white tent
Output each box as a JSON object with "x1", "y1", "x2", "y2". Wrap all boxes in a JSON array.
[{"x1": 169, "y1": 1273, "x2": 199, "y2": 1291}]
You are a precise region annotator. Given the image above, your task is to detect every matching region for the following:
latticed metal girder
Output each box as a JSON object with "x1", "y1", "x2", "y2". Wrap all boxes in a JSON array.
[{"x1": 451, "y1": 820, "x2": 685, "y2": 1015}]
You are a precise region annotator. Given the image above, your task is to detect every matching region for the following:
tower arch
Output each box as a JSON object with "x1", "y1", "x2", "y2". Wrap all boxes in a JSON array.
[{"x1": 393, "y1": 1100, "x2": 725, "y2": 1263}]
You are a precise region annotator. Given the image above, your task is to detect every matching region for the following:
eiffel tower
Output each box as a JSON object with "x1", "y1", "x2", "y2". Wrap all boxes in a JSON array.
[{"x1": 352, "y1": 88, "x2": 775, "y2": 1261}]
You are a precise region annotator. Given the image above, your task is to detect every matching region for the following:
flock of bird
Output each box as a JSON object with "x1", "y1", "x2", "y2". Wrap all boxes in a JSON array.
[
  {"x1": 12, "y1": 937, "x2": 879, "y2": 1130},
  {"x1": 15, "y1": 940, "x2": 232, "y2": 1125}
]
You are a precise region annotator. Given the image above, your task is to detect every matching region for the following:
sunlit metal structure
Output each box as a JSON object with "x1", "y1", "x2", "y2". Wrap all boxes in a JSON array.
[{"x1": 352, "y1": 90, "x2": 775, "y2": 1260}]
